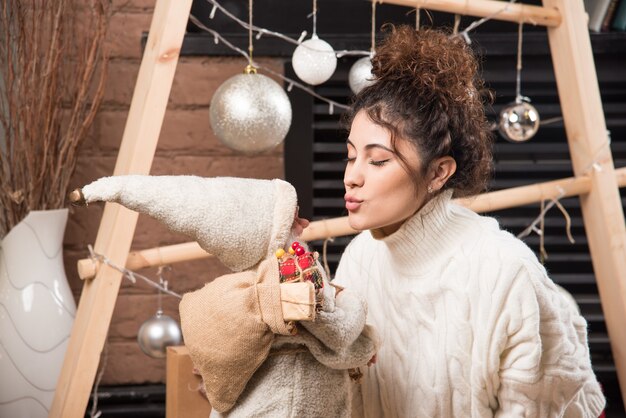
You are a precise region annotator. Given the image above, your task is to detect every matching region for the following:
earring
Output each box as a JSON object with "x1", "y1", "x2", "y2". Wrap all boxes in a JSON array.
[{"x1": 427, "y1": 185, "x2": 433, "y2": 194}]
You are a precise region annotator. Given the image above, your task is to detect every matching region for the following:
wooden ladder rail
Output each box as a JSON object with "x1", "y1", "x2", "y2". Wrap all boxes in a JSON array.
[{"x1": 49, "y1": 0, "x2": 194, "y2": 415}]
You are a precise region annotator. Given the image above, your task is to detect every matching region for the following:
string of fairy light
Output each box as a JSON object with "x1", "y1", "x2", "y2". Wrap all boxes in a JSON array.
[{"x1": 192, "y1": 0, "x2": 563, "y2": 132}]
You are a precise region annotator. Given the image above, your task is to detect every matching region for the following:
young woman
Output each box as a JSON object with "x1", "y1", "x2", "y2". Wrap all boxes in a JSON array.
[{"x1": 333, "y1": 25, "x2": 605, "y2": 417}]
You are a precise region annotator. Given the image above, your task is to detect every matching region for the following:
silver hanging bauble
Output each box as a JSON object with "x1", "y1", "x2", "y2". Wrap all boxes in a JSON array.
[
  {"x1": 349, "y1": 56, "x2": 375, "y2": 95},
  {"x1": 137, "y1": 310, "x2": 182, "y2": 358},
  {"x1": 292, "y1": 35, "x2": 337, "y2": 85},
  {"x1": 210, "y1": 70, "x2": 292, "y2": 154},
  {"x1": 498, "y1": 99, "x2": 540, "y2": 143}
]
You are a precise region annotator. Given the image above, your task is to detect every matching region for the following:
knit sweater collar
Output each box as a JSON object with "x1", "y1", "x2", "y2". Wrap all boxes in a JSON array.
[{"x1": 370, "y1": 189, "x2": 470, "y2": 272}]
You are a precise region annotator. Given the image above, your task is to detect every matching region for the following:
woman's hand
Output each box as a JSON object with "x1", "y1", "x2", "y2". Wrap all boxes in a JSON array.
[{"x1": 291, "y1": 207, "x2": 310, "y2": 237}]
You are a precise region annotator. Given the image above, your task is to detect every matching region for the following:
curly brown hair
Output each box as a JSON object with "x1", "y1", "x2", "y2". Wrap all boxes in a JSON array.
[{"x1": 344, "y1": 25, "x2": 494, "y2": 197}]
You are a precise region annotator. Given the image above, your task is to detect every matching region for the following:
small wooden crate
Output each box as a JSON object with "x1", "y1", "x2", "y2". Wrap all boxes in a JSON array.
[{"x1": 166, "y1": 346, "x2": 211, "y2": 418}]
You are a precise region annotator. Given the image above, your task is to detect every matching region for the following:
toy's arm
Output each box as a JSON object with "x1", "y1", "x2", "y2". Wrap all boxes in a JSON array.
[
  {"x1": 297, "y1": 286, "x2": 380, "y2": 370},
  {"x1": 301, "y1": 286, "x2": 365, "y2": 351}
]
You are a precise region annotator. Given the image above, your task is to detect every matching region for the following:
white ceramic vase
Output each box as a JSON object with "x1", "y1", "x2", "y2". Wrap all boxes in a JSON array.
[{"x1": 0, "y1": 209, "x2": 76, "y2": 417}]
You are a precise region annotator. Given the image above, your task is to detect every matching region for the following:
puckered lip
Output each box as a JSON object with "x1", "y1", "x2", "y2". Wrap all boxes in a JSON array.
[{"x1": 344, "y1": 194, "x2": 363, "y2": 203}]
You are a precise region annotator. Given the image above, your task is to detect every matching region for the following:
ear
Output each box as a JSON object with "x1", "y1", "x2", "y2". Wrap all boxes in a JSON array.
[{"x1": 428, "y1": 156, "x2": 457, "y2": 192}]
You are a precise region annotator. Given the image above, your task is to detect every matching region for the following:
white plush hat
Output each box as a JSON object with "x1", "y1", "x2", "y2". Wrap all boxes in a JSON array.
[{"x1": 76, "y1": 175, "x2": 297, "y2": 272}]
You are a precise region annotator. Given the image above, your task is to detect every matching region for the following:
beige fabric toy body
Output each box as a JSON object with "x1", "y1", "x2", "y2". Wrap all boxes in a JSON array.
[
  {"x1": 74, "y1": 175, "x2": 379, "y2": 417},
  {"x1": 212, "y1": 281, "x2": 379, "y2": 418},
  {"x1": 179, "y1": 256, "x2": 295, "y2": 412}
]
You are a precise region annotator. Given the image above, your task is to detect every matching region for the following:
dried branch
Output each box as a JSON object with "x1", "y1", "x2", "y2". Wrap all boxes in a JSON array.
[{"x1": 0, "y1": 0, "x2": 111, "y2": 238}]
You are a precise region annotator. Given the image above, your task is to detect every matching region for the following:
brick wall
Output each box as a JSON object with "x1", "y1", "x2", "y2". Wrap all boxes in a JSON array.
[{"x1": 63, "y1": 0, "x2": 287, "y2": 385}]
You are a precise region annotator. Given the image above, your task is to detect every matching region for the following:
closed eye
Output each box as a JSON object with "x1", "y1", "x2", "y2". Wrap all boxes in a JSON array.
[{"x1": 370, "y1": 159, "x2": 390, "y2": 166}]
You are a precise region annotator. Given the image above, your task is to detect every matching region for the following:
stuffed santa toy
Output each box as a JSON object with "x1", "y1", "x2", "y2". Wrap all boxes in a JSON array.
[{"x1": 72, "y1": 175, "x2": 379, "y2": 417}]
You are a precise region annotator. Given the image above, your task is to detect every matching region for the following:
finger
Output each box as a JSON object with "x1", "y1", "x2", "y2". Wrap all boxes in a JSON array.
[{"x1": 292, "y1": 223, "x2": 304, "y2": 237}]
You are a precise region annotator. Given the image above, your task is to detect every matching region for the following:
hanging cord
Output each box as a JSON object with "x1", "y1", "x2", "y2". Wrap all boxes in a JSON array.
[
  {"x1": 306, "y1": 0, "x2": 318, "y2": 37},
  {"x1": 89, "y1": 338, "x2": 109, "y2": 418},
  {"x1": 515, "y1": 20, "x2": 524, "y2": 102},
  {"x1": 553, "y1": 199, "x2": 576, "y2": 244},
  {"x1": 415, "y1": 4, "x2": 420, "y2": 30},
  {"x1": 248, "y1": 0, "x2": 253, "y2": 63},
  {"x1": 371, "y1": 0, "x2": 377, "y2": 54},
  {"x1": 312, "y1": 0, "x2": 317, "y2": 37},
  {"x1": 453, "y1": 14, "x2": 461, "y2": 35},
  {"x1": 322, "y1": 237, "x2": 335, "y2": 279},
  {"x1": 245, "y1": 0, "x2": 256, "y2": 73},
  {"x1": 157, "y1": 265, "x2": 172, "y2": 312},
  {"x1": 87, "y1": 245, "x2": 182, "y2": 299}
]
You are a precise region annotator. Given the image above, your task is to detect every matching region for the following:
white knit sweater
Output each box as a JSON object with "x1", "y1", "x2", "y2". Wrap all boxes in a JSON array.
[{"x1": 334, "y1": 191, "x2": 605, "y2": 418}]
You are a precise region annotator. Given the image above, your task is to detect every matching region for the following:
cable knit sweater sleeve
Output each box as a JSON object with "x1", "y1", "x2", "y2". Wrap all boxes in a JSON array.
[
  {"x1": 493, "y1": 258, "x2": 605, "y2": 417},
  {"x1": 297, "y1": 287, "x2": 380, "y2": 370}
]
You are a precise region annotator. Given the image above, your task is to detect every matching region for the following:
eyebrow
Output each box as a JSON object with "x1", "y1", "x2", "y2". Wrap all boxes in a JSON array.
[{"x1": 346, "y1": 139, "x2": 395, "y2": 153}]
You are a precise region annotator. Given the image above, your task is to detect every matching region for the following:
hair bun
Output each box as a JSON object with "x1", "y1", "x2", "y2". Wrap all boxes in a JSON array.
[{"x1": 371, "y1": 25, "x2": 481, "y2": 110}]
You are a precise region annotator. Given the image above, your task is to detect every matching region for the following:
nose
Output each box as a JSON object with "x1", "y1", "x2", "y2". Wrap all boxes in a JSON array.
[{"x1": 344, "y1": 160, "x2": 364, "y2": 189}]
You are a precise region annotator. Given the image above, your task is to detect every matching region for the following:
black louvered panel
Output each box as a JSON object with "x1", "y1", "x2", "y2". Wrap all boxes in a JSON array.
[{"x1": 305, "y1": 33, "x2": 626, "y2": 413}]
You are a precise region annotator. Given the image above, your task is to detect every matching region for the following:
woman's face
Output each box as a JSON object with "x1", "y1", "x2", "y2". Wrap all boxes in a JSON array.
[{"x1": 344, "y1": 110, "x2": 428, "y2": 235}]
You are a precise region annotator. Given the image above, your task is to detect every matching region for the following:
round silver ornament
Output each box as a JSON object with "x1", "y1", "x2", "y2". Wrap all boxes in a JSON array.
[
  {"x1": 349, "y1": 56, "x2": 374, "y2": 95},
  {"x1": 292, "y1": 35, "x2": 337, "y2": 85},
  {"x1": 498, "y1": 100, "x2": 540, "y2": 143},
  {"x1": 137, "y1": 310, "x2": 182, "y2": 358},
  {"x1": 210, "y1": 71, "x2": 292, "y2": 154}
]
